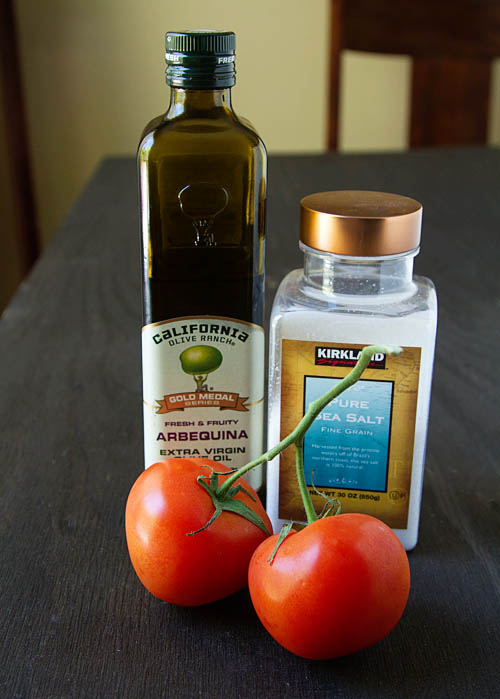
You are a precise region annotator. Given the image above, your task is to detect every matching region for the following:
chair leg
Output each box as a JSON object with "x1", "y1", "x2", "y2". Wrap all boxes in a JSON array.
[{"x1": 327, "y1": 0, "x2": 345, "y2": 150}]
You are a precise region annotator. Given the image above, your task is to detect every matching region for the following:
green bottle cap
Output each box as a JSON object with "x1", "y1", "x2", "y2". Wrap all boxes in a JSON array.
[{"x1": 165, "y1": 30, "x2": 236, "y2": 89}]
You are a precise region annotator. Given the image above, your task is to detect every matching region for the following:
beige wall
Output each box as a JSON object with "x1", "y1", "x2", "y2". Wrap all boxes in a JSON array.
[{"x1": 13, "y1": 0, "x2": 500, "y2": 246}]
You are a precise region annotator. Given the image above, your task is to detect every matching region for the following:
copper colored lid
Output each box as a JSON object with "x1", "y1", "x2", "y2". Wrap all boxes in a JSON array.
[{"x1": 300, "y1": 190, "x2": 422, "y2": 256}]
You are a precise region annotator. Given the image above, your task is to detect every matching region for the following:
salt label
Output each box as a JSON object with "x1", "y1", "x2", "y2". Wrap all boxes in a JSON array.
[{"x1": 278, "y1": 340, "x2": 421, "y2": 529}]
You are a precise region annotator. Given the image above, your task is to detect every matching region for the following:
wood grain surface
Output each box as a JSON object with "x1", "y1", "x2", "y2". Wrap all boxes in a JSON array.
[{"x1": 1, "y1": 149, "x2": 499, "y2": 698}]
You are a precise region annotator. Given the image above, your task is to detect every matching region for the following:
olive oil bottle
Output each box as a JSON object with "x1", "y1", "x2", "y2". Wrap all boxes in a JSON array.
[{"x1": 138, "y1": 31, "x2": 267, "y2": 489}]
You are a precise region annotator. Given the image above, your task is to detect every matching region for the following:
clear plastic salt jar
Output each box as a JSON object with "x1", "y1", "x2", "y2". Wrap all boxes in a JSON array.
[{"x1": 266, "y1": 191, "x2": 438, "y2": 550}]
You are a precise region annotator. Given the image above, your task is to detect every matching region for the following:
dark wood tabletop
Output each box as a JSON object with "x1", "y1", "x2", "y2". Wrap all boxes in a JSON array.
[{"x1": 2, "y1": 147, "x2": 499, "y2": 699}]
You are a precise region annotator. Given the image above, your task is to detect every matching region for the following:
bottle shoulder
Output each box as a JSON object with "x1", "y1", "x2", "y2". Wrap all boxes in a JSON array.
[
  {"x1": 139, "y1": 114, "x2": 165, "y2": 144},
  {"x1": 271, "y1": 269, "x2": 437, "y2": 319},
  {"x1": 234, "y1": 114, "x2": 267, "y2": 151},
  {"x1": 138, "y1": 109, "x2": 266, "y2": 161}
]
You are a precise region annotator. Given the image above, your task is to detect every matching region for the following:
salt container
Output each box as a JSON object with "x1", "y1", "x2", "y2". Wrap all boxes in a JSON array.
[{"x1": 267, "y1": 191, "x2": 437, "y2": 550}]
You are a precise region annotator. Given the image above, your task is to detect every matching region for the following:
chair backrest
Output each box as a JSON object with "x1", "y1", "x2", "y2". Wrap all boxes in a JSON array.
[{"x1": 328, "y1": 0, "x2": 500, "y2": 149}]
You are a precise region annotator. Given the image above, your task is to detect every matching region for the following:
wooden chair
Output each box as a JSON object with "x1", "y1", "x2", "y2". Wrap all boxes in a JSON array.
[{"x1": 328, "y1": 0, "x2": 500, "y2": 149}]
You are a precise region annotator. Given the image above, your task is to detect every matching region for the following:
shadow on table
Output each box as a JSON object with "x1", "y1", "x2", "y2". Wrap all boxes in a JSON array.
[{"x1": 164, "y1": 578, "x2": 492, "y2": 698}]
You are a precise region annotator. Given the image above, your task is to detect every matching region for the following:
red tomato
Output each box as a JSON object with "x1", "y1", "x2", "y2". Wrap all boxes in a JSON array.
[
  {"x1": 248, "y1": 514, "x2": 410, "y2": 659},
  {"x1": 125, "y1": 458, "x2": 272, "y2": 606}
]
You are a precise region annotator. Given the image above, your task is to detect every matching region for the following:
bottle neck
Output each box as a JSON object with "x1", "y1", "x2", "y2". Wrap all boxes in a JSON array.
[
  {"x1": 166, "y1": 87, "x2": 233, "y2": 119},
  {"x1": 302, "y1": 243, "x2": 417, "y2": 296}
]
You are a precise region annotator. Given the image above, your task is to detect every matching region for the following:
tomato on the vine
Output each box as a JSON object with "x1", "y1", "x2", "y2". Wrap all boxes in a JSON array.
[
  {"x1": 125, "y1": 458, "x2": 272, "y2": 606},
  {"x1": 248, "y1": 513, "x2": 410, "y2": 659}
]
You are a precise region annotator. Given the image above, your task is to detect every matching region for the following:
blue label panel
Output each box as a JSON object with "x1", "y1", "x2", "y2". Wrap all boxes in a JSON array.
[{"x1": 303, "y1": 376, "x2": 393, "y2": 492}]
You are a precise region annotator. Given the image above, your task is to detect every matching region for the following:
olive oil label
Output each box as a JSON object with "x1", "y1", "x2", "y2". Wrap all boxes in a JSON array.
[
  {"x1": 142, "y1": 315, "x2": 264, "y2": 470},
  {"x1": 278, "y1": 340, "x2": 421, "y2": 529}
]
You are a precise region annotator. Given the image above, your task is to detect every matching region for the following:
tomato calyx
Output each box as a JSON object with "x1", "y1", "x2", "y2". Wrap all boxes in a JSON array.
[
  {"x1": 311, "y1": 478, "x2": 342, "y2": 519},
  {"x1": 187, "y1": 468, "x2": 271, "y2": 536},
  {"x1": 268, "y1": 493, "x2": 341, "y2": 565},
  {"x1": 268, "y1": 522, "x2": 294, "y2": 564}
]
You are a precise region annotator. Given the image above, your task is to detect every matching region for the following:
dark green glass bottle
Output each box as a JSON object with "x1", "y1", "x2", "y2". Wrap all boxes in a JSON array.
[{"x1": 139, "y1": 31, "x2": 267, "y2": 489}]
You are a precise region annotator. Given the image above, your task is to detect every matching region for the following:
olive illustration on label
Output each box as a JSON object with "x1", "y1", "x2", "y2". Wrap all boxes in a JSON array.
[{"x1": 180, "y1": 345, "x2": 223, "y2": 391}]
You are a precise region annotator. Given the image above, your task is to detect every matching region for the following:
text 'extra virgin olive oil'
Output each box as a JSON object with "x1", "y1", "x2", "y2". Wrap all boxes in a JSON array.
[{"x1": 138, "y1": 31, "x2": 267, "y2": 489}]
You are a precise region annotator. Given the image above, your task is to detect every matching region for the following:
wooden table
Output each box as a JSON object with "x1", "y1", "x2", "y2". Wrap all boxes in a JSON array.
[{"x1": 2, "y1": 148, "x2": 499, "y2": 698}]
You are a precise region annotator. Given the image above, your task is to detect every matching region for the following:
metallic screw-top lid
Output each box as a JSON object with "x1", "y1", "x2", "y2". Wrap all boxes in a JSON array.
[
  {"x1": 300, "y1": 191, "x2": 422, "y2": 257},
  {"x1": 165, "y1": 30, "x2": 236, "y2": 89}
]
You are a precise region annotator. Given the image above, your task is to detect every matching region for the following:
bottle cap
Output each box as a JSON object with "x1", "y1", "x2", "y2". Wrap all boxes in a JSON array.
[
  {"x1": 300, "y1": 191, "x2": 422, "y2": 257},
  {"x1": 165, "y1": 30, "x2": 236, "y2": 89}
]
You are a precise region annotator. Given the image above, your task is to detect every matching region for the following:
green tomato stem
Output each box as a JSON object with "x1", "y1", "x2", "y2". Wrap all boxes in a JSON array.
[
  {"x1": 294, "y1": 439, "x2": 317, "y2": 524},
  {"x1": 216, "y1": 345, "x2": 402, "y2": 511}
]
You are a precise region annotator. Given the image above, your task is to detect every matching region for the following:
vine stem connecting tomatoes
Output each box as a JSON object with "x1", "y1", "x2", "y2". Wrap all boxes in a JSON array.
[{"x1": 126, "y1": 344, "x2": 411, "y2": 658}]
